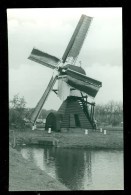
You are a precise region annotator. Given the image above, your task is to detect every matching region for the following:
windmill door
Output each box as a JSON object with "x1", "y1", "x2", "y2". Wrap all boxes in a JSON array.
[{"x1": 69, "y1": 114, "x2": 75, "y2": 127}]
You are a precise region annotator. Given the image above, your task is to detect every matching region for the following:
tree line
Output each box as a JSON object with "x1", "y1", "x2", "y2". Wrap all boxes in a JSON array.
[
  {"x1": 9, "y1": 94, "x2": 123, "y2": 130},
  {"x1": 94, "y1": 101, "x2": 123, "y2": 127},
  {"x1": 9, "y1": 94, "x2": 56, "y2": 130}
]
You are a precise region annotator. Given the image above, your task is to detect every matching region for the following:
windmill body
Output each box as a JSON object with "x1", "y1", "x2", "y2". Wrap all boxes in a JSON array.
[{"x1": 28, "y1": 14, "x2": 102, "y2": 131}]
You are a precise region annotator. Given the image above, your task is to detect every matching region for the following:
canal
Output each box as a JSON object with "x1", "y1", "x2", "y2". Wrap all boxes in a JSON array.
[{"x1": 17, "y1": 146, "x2": 124, "y2": 190}]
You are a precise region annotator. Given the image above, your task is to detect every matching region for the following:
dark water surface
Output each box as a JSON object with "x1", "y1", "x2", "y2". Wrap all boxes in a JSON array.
[{"x1": 18, "y1": 146, "x2": 124, "y2": 190}]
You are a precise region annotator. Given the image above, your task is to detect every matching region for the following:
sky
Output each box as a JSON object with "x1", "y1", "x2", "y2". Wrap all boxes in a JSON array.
[{"x1": 7, "y1": 8, "x2": 123, "y2": 110}]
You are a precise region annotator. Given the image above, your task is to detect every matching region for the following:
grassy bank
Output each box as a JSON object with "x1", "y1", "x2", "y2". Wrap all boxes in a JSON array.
[
  {"x1": 58, "y1": 131, "x2": 123, "y2": 149},
  {"x1": 9, "y1": 127, "x2": 123, "y2": 149},
  {"x1": 9, "y1": 146, "x2": 69, "y2": 191}
]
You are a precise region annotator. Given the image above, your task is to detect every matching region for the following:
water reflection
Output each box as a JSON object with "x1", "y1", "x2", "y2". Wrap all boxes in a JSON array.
[
  {"x1": 19, "y1": 146, "x2": 124, "y2": 190},
  {"x1": 54, "y1": 148, "x2": 86, "y2": 189}
]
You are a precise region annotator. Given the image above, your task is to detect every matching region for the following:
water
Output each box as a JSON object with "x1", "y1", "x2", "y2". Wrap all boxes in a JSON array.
[{"x1": 18, "y1": 146, "x2": 124, "y2": 190}]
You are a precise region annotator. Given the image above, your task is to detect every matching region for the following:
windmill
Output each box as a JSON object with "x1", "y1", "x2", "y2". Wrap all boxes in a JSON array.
[{"x1": 28, "y1": 14, "x2": 102, "y2": 131}]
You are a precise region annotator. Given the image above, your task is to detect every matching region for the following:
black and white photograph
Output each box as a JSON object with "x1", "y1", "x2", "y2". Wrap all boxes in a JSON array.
[{"x1": 8, "y1": 8, "x2": 123, "y2": 191}]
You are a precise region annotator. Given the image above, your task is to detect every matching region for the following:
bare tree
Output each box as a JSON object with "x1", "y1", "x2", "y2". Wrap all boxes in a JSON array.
[
  {"x1": 9, "y1": 94, "x2": 26, "y2": 130},
  {"x1": 95, "y1": 100, "x2": 123, "y2": 127}
]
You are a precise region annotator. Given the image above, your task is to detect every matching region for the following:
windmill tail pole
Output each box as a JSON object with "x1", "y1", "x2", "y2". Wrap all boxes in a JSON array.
[{"x1": 30, "y1": 73, "x2": 58, "y2": 130}]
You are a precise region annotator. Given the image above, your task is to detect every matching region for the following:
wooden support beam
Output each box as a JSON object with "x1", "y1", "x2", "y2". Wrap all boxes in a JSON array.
[
  {"x1": 78, "y1": 96, "x2": 95, "y2": 106},
  {"x1": 90, "y1": 105, "x2": 92, "y2": 120}
]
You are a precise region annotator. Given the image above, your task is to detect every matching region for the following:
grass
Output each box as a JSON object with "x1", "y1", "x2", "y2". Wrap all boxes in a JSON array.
[
  {"x1": 58, "y1": 131, "x2": 123, "y2": 149},
  {"x1": 9, "y1": 146, "x2": 69, "y2": 191},
  {"x1": 9, "y1": 127, "x2": 123, "y2": 149},
  {"x1": 102, "y1": 126, "x2": 123, "y2": 131}
]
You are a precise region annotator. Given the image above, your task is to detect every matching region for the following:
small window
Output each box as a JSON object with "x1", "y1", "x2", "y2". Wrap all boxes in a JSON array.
[{"x1": 74, "y1": 114, "x2": 81, "y2": 127}]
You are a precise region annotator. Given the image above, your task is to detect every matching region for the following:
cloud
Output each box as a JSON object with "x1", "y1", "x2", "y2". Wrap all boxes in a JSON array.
[
  {"x1": 9, "y1": 63, "x2": 62, "y2": 109},
  {"x1": 9, "y1": 62, "x2": 123, "y2": 110},
  {"x1": 7, "y1": 8, "x2": 122, "y2": 70},
  {"x1": 85, "y1": 63, "x2": 123, "y2": 104},
  {"x1": 8, "y1": 8, "x2": 122, "y2": 109}
]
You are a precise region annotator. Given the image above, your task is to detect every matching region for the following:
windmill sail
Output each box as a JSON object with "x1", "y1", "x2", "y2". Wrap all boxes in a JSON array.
[
  {"x1": 62, "y1": 15, "x2": 92, "y2": 64},
  {"x1": 65, "y1": 75, "x2": 100, "y2": 97},
  {"x1": 30, "y1": 74, "x2": 58, "y2": 124},
  {"x1": 28, "y1": 48, "x2": 60, "y2": 69},
  {"x1": 59, "y1": 68, "x2": 102, "y2": 97},
  {"x1": 66, "y1": 68, "x2": 102, "y2": 87}
]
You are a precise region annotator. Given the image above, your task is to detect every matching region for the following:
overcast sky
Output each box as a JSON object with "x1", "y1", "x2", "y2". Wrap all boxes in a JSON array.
[{"x1": 7, "y1": 8, "x2": 122, "y2": 110}]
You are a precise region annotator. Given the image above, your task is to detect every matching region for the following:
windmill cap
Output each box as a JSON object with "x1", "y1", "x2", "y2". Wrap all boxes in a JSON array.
[{"x1": 63, "y1": 64, "x2": 86, "y2": 75}]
